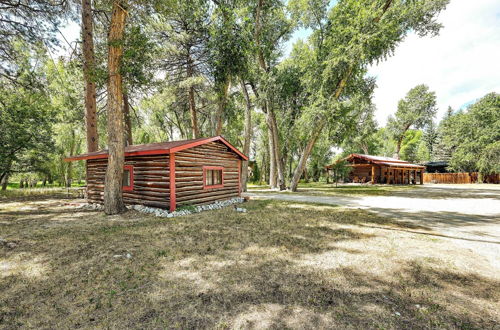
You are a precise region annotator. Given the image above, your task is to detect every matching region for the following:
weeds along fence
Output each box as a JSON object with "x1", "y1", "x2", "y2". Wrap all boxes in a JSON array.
[{"x1": 423, "y1": 172, "x2": 500, "y2": 184}]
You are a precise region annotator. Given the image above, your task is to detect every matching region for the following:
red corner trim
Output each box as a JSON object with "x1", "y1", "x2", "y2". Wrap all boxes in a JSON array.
[
  {"x1": 169, "y1": 153, "x2": 176, "y2": 212},
  {"x1": 203, "y1": 166, "x2": 224, "y2": 190},
  {"x1": 123, "y1": 165, "x2": 134, "y2": 191}
]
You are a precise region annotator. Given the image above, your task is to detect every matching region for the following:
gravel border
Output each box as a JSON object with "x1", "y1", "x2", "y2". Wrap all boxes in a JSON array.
[{"x1": 77, "y1": 197, "x2": 246, "y2": 218}]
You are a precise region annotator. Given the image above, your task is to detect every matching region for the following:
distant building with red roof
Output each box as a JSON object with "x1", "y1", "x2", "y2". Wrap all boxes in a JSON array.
[{"x1": 327, "y1": 153, "x2": 425, "y2": 184}]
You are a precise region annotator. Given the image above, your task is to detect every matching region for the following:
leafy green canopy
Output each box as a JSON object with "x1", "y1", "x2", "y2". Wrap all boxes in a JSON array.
[
  {"x1": 388, "y1": 84, "x2": 437, "y2": 140},
  {"x1": 318, "y1": 0, "x2": 448, "y2": 100},
  {"x1": 0, "y1": 42, "x2": 54, "y2": 178},
  {"x1": 441, "y1": 93, "x2": 500, "y2": 174},
  {"x1": 0, "y1": 0, "x2": 66, "y2": 79}
]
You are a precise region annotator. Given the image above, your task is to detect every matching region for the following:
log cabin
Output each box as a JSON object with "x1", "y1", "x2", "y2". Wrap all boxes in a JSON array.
[
  {"x1": 65, "y1": 136, "x2": 248, "y2": 211},
  {"x1": 327, "y1": 154, "x2": 425, "y2": 184}
]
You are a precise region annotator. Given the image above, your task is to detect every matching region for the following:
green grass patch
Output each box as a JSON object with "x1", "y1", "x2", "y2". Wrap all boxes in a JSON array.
[{"x1": 248, "y1": 182, "x2": 419, "y2": 196}]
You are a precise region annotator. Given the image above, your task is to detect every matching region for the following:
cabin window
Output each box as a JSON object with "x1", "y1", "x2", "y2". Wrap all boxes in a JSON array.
[
  {"x1": 123, "y1": 165, "x2": 134, "y2": 191},
  {"x1": 203, "y1": 166, "x2": 224, "y2": 189}
]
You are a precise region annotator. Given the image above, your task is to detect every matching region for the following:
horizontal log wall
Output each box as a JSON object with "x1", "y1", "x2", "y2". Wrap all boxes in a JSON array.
[
  {"x1": 174, "y1": 141, "x2": 240, "y2": 206},
  {"x1": 349, "y1": 165, "x2": 380, "y2": 183},
  {"x1": 349, "y1": 165, "x2": 423, "y2": 184},
  {"x1": 86, "y1": 155, "x2": 170, "y2": 209}
]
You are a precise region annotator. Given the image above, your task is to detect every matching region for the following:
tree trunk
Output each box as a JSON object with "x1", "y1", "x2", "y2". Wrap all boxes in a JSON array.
[
  {"x1": 123, "y1": 92, "x2": 133, "y2": 145},
  {"x1": 240, "y1": 79, "x2": 252, "y2": 192},
  {"x1": 215, "y1": 79, "x2": 230, "y2": 136},
  {"x1": 361, "y1": 143, "x2": 369, "y2": 155},
  {"x1": 394, "y1": 140, "x2": 402, "y2": 160},
  {"x1": 82, "y1": 0, "x2": 99, "y2": 152},
  {"x1": 187, "y1": 52, "x2": 199, "y2": 138},
  {"x1": 290, "y1": 66, "x2": 352, "y2": 192},
  {"x1": 394, "y1": 125, "x2": 410, "y2": 160},
  {"x1": 104, "y1": 0, "x2": 127, "y2": 215},
  {"x1": 250, "y1": 83, "x2": 277, "y2": 189},
  {"x1": 269, "y1": 110, "x2": 286, "y2": 190},
  {"x1": 254, "y1": 0, "x2": 285, "y2": 190},
  {"x1": 261, "y1": 145, "x2": 268, "y2": 184},
  {"x1": 66, "y1": 161, "x2": 73, "y2": 187},
  {"x1": 268, "y1": 124, "x2": 277, "y2": 188},
  {"x1": 1, "y1": 174, "x2": 8, "y2": 191},
  {"x1": 66, "y1": 129, "x2": 76, "y2": 188},
  {"x1": 288, "y1": 0, "x2": 395, "y2": 192}
]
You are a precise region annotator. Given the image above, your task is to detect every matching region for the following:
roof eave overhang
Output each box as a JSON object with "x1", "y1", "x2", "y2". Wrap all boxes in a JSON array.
[
  {"x1": 64, "y1": 136, "x2": 248, "y2": 162},
  {"x1": 64, "y1": 149, "x2": 171, "y2": 162}
]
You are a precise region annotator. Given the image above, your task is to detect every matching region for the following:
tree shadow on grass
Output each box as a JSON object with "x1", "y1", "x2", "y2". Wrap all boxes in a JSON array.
[
  {"x1": 1, "y1": 198, "x2": 499, "y2": 328},
  {"x1": 145, "y1": 258, "x2": 500, "y2": 329}
]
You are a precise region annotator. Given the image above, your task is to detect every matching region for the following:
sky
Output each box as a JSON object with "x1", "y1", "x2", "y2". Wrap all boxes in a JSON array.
[
  {"x1": 286, "y1": 0, "x2": 500, "y2": 126},
  {"x1": 59, "y1": 0, "x2": 500, "y2": 127}
]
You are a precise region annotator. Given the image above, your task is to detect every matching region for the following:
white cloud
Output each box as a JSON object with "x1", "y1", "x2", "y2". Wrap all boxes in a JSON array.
[{"x1": 368, "y1": 0, "x2": 500, "y2": 125}]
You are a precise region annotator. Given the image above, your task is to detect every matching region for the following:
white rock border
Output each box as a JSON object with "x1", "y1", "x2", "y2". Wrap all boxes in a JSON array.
[{"x1": 77, "y1": 197, "x2": 245, "y2": 218}]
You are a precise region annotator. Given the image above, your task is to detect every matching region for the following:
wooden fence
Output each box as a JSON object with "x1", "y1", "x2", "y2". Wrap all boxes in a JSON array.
[{"x1": 424, "y1": 172, "x2": 500, "y2": 184}]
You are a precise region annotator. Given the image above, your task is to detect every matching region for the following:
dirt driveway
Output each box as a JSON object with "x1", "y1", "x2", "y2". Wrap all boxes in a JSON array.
[{"x1": 246, "y1": 184, "x2": 500, "y2": 270}]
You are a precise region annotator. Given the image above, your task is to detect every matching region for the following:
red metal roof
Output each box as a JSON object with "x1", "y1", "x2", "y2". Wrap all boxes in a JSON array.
[
  {"x1": 65, "y1": 136, "x2": 248, "y2": 161},
  {"x1": 343, "y1": 153, "x2": 424, "y2": 169},
  {"x1": 375, "y1": 161, "x2": 425, "y2": 168},
  {"x1": 347, "y1": 154, "x2": 408, "y2": 163}
]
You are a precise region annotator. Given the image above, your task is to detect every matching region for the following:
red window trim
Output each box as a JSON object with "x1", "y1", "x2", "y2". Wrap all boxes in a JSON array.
[
  {"x1": 123, "y1": 165, "x2": 134, "y2": 191},
  {"x1": 203, "y1": 166, "x2": 224, "y2": 189}
]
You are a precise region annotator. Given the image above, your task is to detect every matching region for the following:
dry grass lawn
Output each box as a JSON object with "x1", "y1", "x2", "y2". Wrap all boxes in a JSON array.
[{"x1": 1, "y1": 195, "x2": 499, "y2": 329}]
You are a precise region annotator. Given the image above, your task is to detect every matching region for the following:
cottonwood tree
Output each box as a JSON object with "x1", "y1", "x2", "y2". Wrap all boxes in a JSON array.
[
  {"x1": 399, "y1": 130, "x2": 424, "y2": 163},
  {"x1": 340, "y1": 101, "x2": 378, "y2": 155},
  {"x1": 387, "y1": 84, "x2": 437, "y2": 159},
  {"x1": 267, "y1": 40, "x2": 313, "y2": 182},
  {"x1": 240, "y1": 80, "x2": 253, "y2": 191},
  {"x1": 208, "y1": 0, "x2": 250, "y2": 136},
  {"x1": 288, "y1": 0, "x2": 448, "y2": 191},
  {"x1": 252, "y1": 0, "x2": 292, "y2": 190}
]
